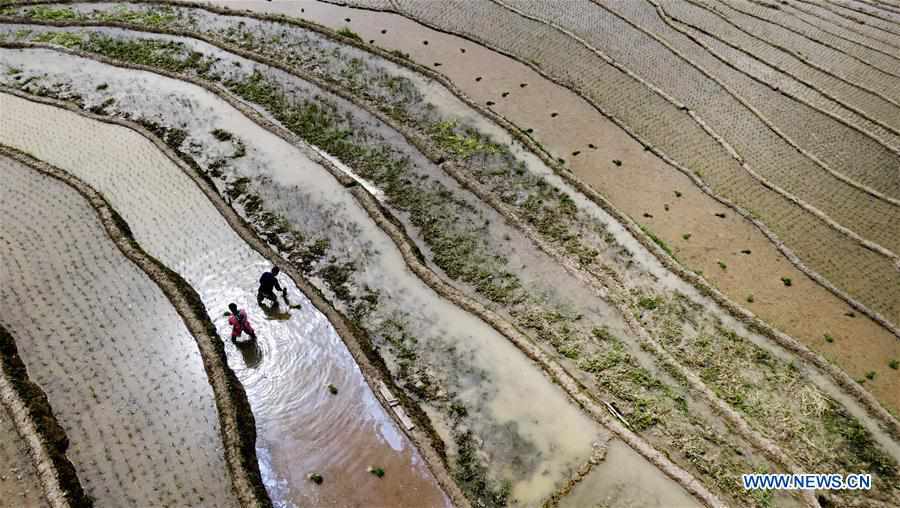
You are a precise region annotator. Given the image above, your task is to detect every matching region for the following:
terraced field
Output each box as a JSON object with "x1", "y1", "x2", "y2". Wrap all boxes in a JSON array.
[
  {"x1": 185, "y1": 0, "x2": 900, "y2": 413},
  {"x1": 1, "y1": 1, "x2": 899, "y2": 507},
  {"x1": 0, "y1": 91, "x2": 453, "y2": 508},
  {"x1": 0, "y1": 155, "x2": 238, "y2": 507}
]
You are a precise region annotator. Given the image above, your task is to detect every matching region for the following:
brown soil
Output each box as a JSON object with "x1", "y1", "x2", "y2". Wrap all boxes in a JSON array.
[
  {"x1": 203, "y1": 0, "x2": 900, "y2": 415},
  {"x1": 0, "y1": 400, "x2": 51, "y2": 507}
]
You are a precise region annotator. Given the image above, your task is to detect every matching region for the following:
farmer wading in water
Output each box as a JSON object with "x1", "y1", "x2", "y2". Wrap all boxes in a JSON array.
[
  {"x1": 228, "y1": 303, "x2": 256, "y2": 341},
  {"x1": 258, "y1": 265, "x2": 287, "y2": 306}
]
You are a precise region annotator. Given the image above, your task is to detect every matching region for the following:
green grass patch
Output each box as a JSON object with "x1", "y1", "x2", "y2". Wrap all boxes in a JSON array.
[
  {"x1": 32, "y1": 31, "x2": 84, "y2": 48},
  {"x1": 428, "y1": 120, "x2": 499, "y2": 158},
  {"x1": 638, "y1": 296, "x2": 661, "y2": 311},
  {"x1": 336, "y1": 26, "x2": 362, "y2": 41},
  {"x1": 640, "y1": 225, "x2": 675, "y2": 259},
  {"x1": 25, "y1": 6, "x2": 79, "y2": 20}
]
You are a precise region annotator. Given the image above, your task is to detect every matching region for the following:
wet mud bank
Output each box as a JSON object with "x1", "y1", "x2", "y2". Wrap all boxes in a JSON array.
[
  {"x1": 0, "y1": 91, "x2": 454, "y2": 508},
  {"x1": 0, "y1": 9, "x2": 896, "y2": 506},
  {"x1": 0, "y1": 149, "x2": 259, "y2": 507},
  {"x1": 0, "y1": 324, "x2": 88, "y2": 508}
]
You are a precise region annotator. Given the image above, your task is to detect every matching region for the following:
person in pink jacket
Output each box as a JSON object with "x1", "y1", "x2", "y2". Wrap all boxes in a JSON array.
[{"x1": 228, "y1": 303, "x2": 257, "y2": 341}]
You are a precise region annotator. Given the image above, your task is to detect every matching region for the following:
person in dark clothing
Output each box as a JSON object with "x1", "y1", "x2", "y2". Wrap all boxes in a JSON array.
[
  {"x1": 257, "y1": 266, "x2": 286, "y2": 306},
  {"x1": 228, "y1": 303, "x2": 257, "y2": 341}
]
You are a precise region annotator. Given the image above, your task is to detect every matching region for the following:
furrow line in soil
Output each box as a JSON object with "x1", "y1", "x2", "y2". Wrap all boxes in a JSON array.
[
  {"x1": 309, "y1": 0, "x2": 900, "y2": 340},
  {"x1": 798, "y1": 0, "x2": 900, "y2": 42},
  {"x1": 679, "y1": 0, "x2": 900, "y2": 133},
  {"x1": 656, "y1": 0, "x2": 900, "y2": 160},
  {"x1": 700, "y1": 0, "x2": 900, "y2": 105},
  {"x1": 841, "y1": 0, "x2": 900, "y2": 17},
  {"x1": 638, "y1": 0, "x2": 900, "y2": 211},
  {"x1": 822, "y1": 0, "x2": 900, "y2": 33},
  {"x1": 785, "y1": 0, "x2": 900, "y2": 53},
  {"x1": 722, "y1": 0, "x2": 900, "y2": 78},
  {"x1": 484, "y1": 0, "x2": 900, "y2": 331},
  {"x1": 746, "y1": 0, "x2": 900, "y2": 63},
  {"x1": 579, "y1": 0, "x2": 900, "y2": 227},
  {"x1": 498, "y1": 0, "x2": 900, "y2": 262}
]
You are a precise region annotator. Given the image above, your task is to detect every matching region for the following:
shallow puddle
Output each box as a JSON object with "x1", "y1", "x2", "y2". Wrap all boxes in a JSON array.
[{"x1": 0, "y1": 156, "x2": 236, "y2": 507}]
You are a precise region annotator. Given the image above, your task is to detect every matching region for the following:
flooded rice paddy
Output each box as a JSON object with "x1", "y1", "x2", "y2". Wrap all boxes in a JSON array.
[
  {"x1": 0, "y1": 155, "x2": 236, "y2": 507},
  {"x1": 2, "y1": 0, "x2": 900, "y2": 506},
  {"x1": 0, "y1": 46, "x2": 643, "y2": 507},
  {"x1": 559, "y1": 440, "x2": 703, "y2": 508},
  {"x1": 0, "y1": 92, "x2": 448, "y2": 508},
  {"x1": 186, "y1": 0, "x2": 900, "y2": 417},
  {"x1": 0, "y1": 35, "x2": 764, "y2": 505}
]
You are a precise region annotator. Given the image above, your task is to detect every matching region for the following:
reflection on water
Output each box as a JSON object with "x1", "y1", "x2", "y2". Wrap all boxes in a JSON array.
[
  {"x1": 235, "y1": 339, "x2": 263, "y2": 369},
  {"x1": 0, "y1": 91, "x2": 450, "y2": 508}
]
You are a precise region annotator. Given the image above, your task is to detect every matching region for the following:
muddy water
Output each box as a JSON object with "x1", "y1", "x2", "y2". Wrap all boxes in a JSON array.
[
  {"x1": 0, "y1": 156, "x2": 237, "y2": 507},
  {"x1": 190, "y1": 0, "x2": 900, "y2": 414},
  {"x1": 0, "y1": 92, "x2": 448, "y2": 508},
  {"x1": 0, "y1": 46, "x2": 629, "y2": 505},
  {"x1": 560, "y1": 440, "x2": 702, "y2": 508},
  {"x1": 0, "y1": 405, "x2": 47, "y2": 507}
]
